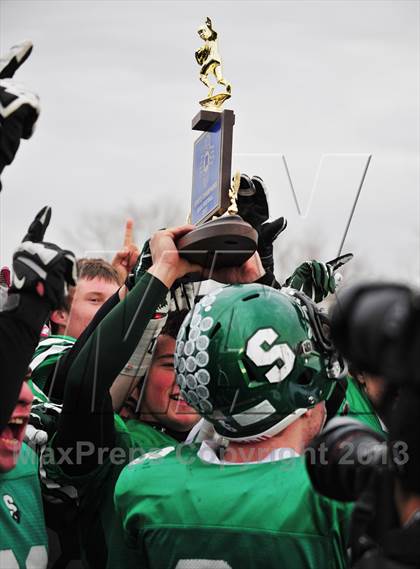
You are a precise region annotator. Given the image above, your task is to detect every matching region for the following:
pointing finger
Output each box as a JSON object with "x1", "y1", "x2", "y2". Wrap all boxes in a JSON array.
[
  {"x1": 0, "y1": 40, "x2": 33, "y2": 79},
  {"x1": 23, "y1": 206, "x2": 51, "y2": 243},
  {"x1": 123, "y1": 219, "x2": 134, "y2": 247}
]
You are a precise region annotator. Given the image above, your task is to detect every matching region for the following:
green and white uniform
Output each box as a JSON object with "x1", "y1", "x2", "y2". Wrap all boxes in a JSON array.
[
  {"x1": 0, "y1": 444, "x2": 48, "y2": 568},
  {"x1": 114, "y1": 442, "x2": 353, "y2": 569},
  {"x1": 27, "y1": 379, "x2": 49, "y2": 405},
  {"x1": 339, "y1": 376, "x2": 386, "y2": 436},
  {"x1": 44, "y1": 272, "x2": 173, "y2": 568},
  {"x1": 125, "y1": 420, "x2": 179, "y2": 453},
  {"x1": 30, "y1": 335, "x2": 75, "y2": 393},
  {"x1": 46, "y1": 417, "x2": 177, "y2": 568}
]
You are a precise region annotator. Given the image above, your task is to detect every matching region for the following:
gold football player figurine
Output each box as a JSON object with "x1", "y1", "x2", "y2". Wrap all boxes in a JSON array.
[{"x1": 196, "y1": 17, "x2": 231, "y2": 109}]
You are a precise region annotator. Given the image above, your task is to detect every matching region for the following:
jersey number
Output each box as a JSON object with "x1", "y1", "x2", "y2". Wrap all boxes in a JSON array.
[
  {"x1": 0, "y1": 546, "x2": 47, "y2": 569},
  {"x1": 246, "y1": 328, "x2": 295, "y2": 383}
]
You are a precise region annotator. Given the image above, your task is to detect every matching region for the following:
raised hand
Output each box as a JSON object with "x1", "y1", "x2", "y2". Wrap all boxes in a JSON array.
[
  {"x1": 22, "y1": 205, "x2": 51, "y2": 243},
  {"x1": 237, "y1": 174, "x2": 287, "y2": 274},
  {"x1": 0, "y1": 41, "x2": 33, "y2": 79},
  {"x1": 111, "y1": 219, "x2": 140, "y2": 285},
  {"x1": 136, "y1": 225, "x2": 264, "y2": 291},
  {"x1": 148, "y1": 225, "x2": 203, "y2": 287},
  {"x1": 10, "y1": 207, "x2": 77, "y2": 309},
  {"x1": 0, "y1": 41, "x2": 40, "y2": 190},
  {"x1": 284, "y1": 254, "x2": 354, "y2": 303}
]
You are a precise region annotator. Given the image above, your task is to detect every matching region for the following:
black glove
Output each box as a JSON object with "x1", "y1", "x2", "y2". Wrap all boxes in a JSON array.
[
  {"x1": 9, "y1": 206, "x2": 77, "y2": 309},
  {"x1": 0, "y1": 41, "x2": 40, "y2": 190},
  {"x1": 237, "y1": 174, "x2": 287, "y2": 274},
  {"x1": 22, "y1": 203, "x2": 51, "y2": 242}
]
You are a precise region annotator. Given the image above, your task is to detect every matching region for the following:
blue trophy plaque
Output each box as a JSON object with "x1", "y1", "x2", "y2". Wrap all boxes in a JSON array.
[
  {"x1": 178, "y1": 108, "x2": 257, "y2": 268},
  {"x1": 190, "y1": 109, "x2": 234, "y2": 225},
  {"x1": 191, "y1": 119, "x2": 222, "y2": 225}
]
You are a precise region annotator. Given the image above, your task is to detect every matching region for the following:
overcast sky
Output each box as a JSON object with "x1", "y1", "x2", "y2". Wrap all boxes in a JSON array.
[{"x1": 0, "y1": 0, "x2": 418, "y2": 285}]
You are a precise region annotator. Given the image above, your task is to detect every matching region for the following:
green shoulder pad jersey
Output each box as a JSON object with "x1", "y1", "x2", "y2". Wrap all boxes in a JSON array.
[
  {"x1": 45, "y1": 416, "x2": 177, "y2": 569},
  {"x1": 114, "y1": 443, "x2": 353, "y2": 569},
  {"x1": 339, "y1": 376, "x2": 386, "y2": 436},
  {"x1": 30, "y1": 335, "x2": 75, "y2": 393},
  {"x1": 0, "y1": 443, "x2": 48, "y2": 568}
]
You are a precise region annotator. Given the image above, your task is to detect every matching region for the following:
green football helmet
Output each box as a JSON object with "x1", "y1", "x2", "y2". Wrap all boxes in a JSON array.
[{"x1": 175, "y1": 283, "x2": 344, "y2": 441}]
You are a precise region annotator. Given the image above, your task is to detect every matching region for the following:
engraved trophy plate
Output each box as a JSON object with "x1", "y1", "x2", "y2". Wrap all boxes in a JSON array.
[
  {"x1": 191, "y1": 119, "x2": 222, "y2": 225},
  {"x1": 191, "y1": 109, "x2": 234, "y2": 225}
]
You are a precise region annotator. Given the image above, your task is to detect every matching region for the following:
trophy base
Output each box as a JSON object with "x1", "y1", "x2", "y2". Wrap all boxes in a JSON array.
[
  {"x1": 199, "y1": 92, "x2": 231, "y2": 110},
  {"x1": 178, "y1": 215, "x2": 258, "y2": 269}
]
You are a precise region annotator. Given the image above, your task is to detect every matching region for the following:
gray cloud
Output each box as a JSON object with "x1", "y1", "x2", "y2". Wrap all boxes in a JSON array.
[{"x1": 0, "y1": 1, "x2": 418, "y2": 285}]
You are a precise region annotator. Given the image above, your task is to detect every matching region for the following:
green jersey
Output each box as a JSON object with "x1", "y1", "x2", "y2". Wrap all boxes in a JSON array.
[
  {"x1": 339, "y1": 376, "x2": 386, "y2": 435},
  {"x1": 125, "y1": 419, "x2": 178, "y2": 452},
  {"x1": 114, "y1": 443, "x2": 353, "y2": 569},
  {"x1": 43, "y1": 272, "x2": 171, "y2": 568},
  {"x1": 30, "y1": 335, "x2": 75, "y2": 393},
  {"x1": 0, "y1": 443, "x2": 48, "y2": 568},
  {"x1": 46, "y1": 417, "x2": 176, "y2": 569},
  {"x1": 27, "y1": 379, "x2": 49, "y2": 405}
]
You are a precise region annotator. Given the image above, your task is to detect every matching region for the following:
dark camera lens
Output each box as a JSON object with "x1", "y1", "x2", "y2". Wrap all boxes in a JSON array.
[
  {"x1": 330, "y1": 284, "x2": 417, "y2": 382},
  {"x1": 306, "y1": 418, "x2": 387, "y2": 502}
]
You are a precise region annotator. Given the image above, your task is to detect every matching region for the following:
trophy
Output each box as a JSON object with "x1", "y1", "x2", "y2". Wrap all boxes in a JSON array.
[{"x1": 177, "y1": 17, "x2": 258, "y2": 269}]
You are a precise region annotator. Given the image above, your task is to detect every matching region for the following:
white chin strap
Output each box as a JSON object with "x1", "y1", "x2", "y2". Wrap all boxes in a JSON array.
[{"x1": 217, "y1": 408, "x2": 308, "y2": 444}]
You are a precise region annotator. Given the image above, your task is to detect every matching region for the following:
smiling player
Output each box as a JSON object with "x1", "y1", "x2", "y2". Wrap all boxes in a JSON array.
[{"x1": 0, "y1": 380, "x2": 48, "y2": 568}]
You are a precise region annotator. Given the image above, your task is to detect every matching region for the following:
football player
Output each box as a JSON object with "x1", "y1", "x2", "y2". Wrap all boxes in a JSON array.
[
  {"x1": 113, "y1": 283, "x2": 353, "y2": 569},
  {"x1": 29, "y1": 257, "x2": 121, "y2": 401},
  {"x1": 0, "y1": 380, "x2": 48, "y2": 568},
  {"x1": 0, "y1": 205, "x2": 76, "y2": 430},
  {"x1": 0, "y1": 209, "x2": 76, "y2": 568},
  {"x1": 42, "y1": 225, "x2": 263, "y2": 568},
  {"x1": 30, "y1": 218, "x2": 152, "y2": 407}
]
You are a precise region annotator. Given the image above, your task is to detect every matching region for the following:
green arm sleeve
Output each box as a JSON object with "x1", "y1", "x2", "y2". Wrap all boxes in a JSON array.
[{"x1": 55, "y1": 272, "x2": 168, "y2": 474}]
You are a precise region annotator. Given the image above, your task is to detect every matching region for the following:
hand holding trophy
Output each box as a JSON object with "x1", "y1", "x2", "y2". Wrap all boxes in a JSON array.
[{"x1": 178, "y1": 17, "x2": 258, "y2": 270}]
